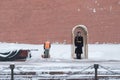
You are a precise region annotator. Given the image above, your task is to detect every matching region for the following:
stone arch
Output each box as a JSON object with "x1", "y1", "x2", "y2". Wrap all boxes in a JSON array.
[{"x1": 71, "y1": 25, "x2": 88, "y2": 59}]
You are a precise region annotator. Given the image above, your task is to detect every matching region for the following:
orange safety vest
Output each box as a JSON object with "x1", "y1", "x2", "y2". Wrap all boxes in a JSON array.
[{"x1": 44, "y1": 41, "x2": 51, "y2": 49}]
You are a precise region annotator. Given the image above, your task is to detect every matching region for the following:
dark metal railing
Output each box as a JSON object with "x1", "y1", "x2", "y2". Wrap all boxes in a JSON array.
[{"x1": 0, "y1": 64, "x2": 120, "y2": 80}]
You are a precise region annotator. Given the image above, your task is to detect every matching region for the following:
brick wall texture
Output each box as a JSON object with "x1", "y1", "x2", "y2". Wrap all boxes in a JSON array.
[{"x1": 0, "y1": 0, "x2": 120, "y2": 44}]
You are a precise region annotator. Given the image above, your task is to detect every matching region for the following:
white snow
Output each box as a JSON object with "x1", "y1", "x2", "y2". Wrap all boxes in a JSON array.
[
  {"x1": 0, "y1": 42, "x2": 120, "y2": 60},
  {"x1": 0, "y1": 43, "x2": 120, "y2": 79},
  {"x1": 93, "y1": 8, "x2": 96, "y2": 13}
]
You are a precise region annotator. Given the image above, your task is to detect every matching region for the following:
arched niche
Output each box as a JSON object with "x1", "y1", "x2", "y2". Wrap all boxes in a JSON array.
[{"x1": 71, "y1": 25, "x2": 88, "y2": 59}]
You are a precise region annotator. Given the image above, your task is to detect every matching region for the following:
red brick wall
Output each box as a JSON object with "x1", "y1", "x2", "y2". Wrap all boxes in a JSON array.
[{"x1": 0, "y1": 0, "x2": 120, "y2": 44}]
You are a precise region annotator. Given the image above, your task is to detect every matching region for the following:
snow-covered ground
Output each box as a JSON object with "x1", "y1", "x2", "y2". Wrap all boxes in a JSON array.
[
  {"x1": 0, "y1": 42, "x2": 120, "y2": 60},
  {"x1": 0, "y1": 43, "x2": 120, "y2": 79}
]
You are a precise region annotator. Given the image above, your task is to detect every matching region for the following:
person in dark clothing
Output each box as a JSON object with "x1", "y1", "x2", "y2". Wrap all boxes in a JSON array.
[{"x1": 74, "y1": 31, "x2": 83, "y2": 59}]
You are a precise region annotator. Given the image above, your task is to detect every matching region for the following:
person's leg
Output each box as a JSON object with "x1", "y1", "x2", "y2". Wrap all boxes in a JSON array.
[
  {"x1": 45, "y1": 49, "x2": 49, "y2": 58},
  {"x1": 77, "y1": 54, "x2": 81, "y2": 59},
  {"x1": 79, "y1": 54, "x2": 81, "y2": 59},
  {"x1": 46, "y1": 49, "x2": 49, "y2": 58},
  {"x1": 78, "y1": 54, "x2": 80, "y2": 59},
  {"x1": 76, "y1": 53, "x2": 78, "y2": 59},
  {"x1": 44, "y1": 49, "x2": 47, "y2": 58},
  {"x1": 76, "y1": 53, "x2": 80, "y2": 59}
]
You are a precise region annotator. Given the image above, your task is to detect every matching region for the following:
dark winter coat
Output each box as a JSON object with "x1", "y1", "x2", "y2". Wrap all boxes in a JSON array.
[{"x1": 74, "y1": 36, "x2": 83, "y2": 54}]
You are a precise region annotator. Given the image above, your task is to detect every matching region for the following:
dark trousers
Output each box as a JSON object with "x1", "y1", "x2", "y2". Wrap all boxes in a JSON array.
[
  {"x1": 76, "y1": 53, "x2": 81, "y2": 59},
  {"x1": 44, "y1": 49, "x2": 49, "y2": 58}
]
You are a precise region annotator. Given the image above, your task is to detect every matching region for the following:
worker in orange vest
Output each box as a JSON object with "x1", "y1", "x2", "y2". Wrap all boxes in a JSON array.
[{"x1": 43, "y1": 41, "x2": 51, "y2": 58}]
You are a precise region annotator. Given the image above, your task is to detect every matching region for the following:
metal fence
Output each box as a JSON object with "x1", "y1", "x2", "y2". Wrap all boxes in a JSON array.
[{"x1": 0, "y1": 64, "x2": 120, "y2": 80}]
